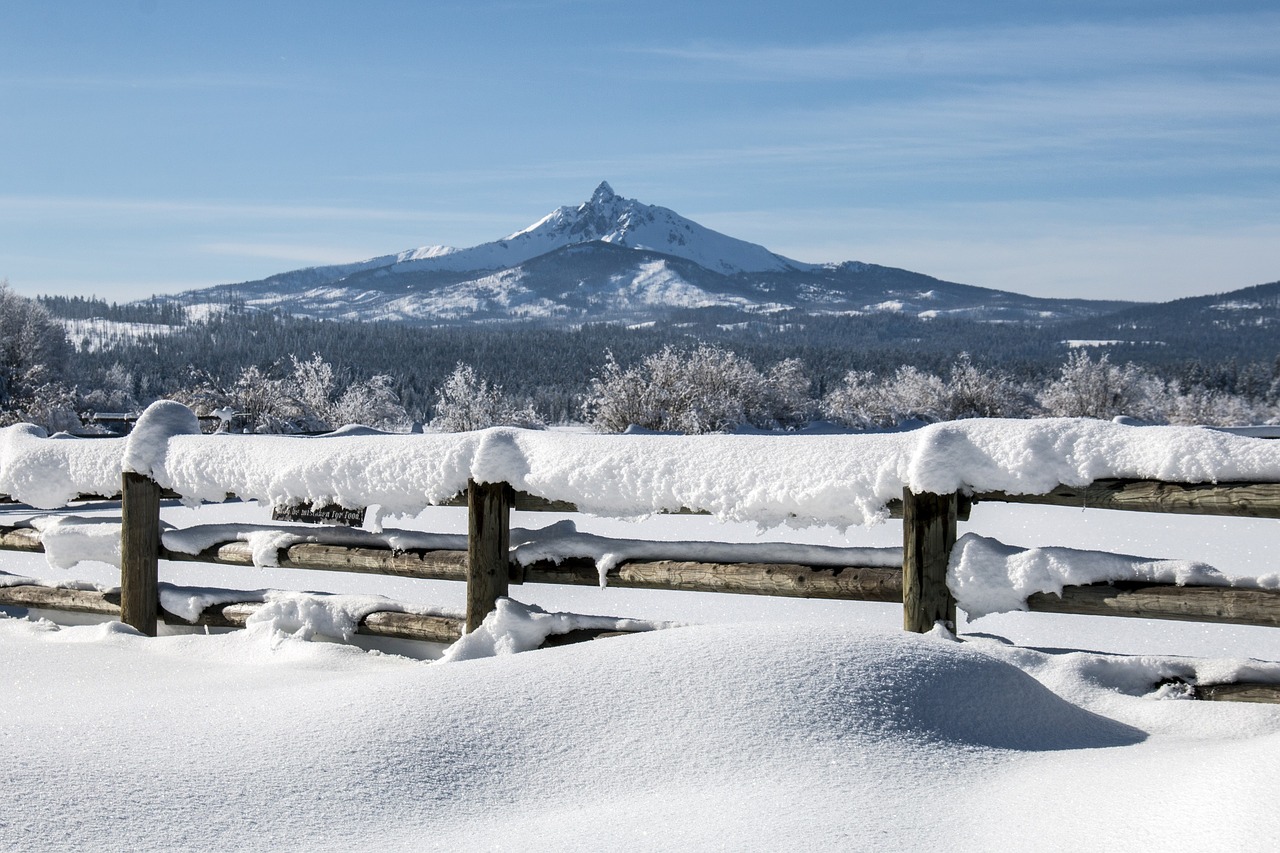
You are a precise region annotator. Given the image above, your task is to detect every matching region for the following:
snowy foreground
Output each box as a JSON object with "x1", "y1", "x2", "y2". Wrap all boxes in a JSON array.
[
  {"x1": 4, "y1": 495, "x2": 1280, "y2": 851},
  {"x1": 4, "y1": 412, "x2": 1280, "y2": 850}
]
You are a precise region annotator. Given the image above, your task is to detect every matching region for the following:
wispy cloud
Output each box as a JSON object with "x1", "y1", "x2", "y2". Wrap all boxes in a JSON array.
[
  {"x1": 640, "y1": 13, "x2": 1280, "y2": 81},
  {"x1": 197, "y1": 242, "x2": 381, "y2": 266},
  {"x1": 560, "y1": 73, "x2": 1280, "y2": 192}
]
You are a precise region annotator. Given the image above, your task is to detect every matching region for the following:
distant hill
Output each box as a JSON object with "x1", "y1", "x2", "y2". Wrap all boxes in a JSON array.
[{"x1": 1053, "y1": 280, "x2": 1280, "y2": 364}]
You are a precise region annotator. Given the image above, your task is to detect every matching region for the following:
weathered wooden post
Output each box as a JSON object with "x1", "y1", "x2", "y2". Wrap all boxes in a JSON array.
[
  {"x1": 466, "y1": 479, "x2": 512, "y2": 633},
  {"x1": 902, "y1": 488, "x2": 958, "y2": 634},
  {"x1": 119, "y1": 471, "x2": 162, "y2": 636}
]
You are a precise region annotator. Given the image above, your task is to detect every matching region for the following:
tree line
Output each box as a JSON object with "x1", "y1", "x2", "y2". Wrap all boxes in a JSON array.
[{"x1": 2, "y1": 282, "x2": 1278, "y2": 434}]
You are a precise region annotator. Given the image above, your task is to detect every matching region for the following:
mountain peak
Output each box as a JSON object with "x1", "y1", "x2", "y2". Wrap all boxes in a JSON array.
[{"x1": 590, "y1": 181, "x2": 616, "y2": 205}]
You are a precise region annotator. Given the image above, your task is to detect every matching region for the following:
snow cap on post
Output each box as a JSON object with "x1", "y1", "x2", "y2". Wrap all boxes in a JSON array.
[
  {"x1": 123, "y1": 400, "x2": 201, "y2": 477},
  {"x1": 470, "y1": 428, "x2": 529, "y2": 489}
]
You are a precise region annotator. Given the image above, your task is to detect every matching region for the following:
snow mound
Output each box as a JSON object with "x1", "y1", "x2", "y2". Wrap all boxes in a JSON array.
[
  {"x1": 0, "y1": 617, "x2": 1166, "y2": 852},
  {"x1": 0, "y1": 425, "x2": 126, "y2": 507},
  {"x1": 438, "y1": 623, "x2": 1143, "y2": 752},
  {"x1": 244, "y1": 590, "x2": 410, "y2": 642},
  {"x1": 438, "y1": 597, "x2": 670, "y2": 661},
  {"x1": 123, "y1": 399, "x2": 201, "y2": 477},
  {"x1": 30, "y1": 515, "x2": 122, "y2": 569},
  {"x1": 951, "y1": 533, "x2": 1280, "y2": 619}
]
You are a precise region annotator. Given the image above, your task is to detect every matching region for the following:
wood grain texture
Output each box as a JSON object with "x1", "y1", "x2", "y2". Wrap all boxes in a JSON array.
[
  {"x1": 191, "y1": 601, "x2": 464, "y2": 644},
  {"x1": 975, "y1": 479, "x2": 1280, "y2": 518},
  {"x1": 0, "y1": 526, "x2": 44, "y2": 551},
  {"x1": 0, "y1": 584, "x2": 121, "y2": 616},
  {"x1": 162, "y1": 541, "x2": 470, "y2": 580},
  {"x1": 1194, "y1": 682, "x2": 1280, "y2": 703},
  {"x1": 1027, "y1": 582, "x2": 1280, "y2": 627},
  {"x1": 523, "y1": 558, "x2": 905, "y2": 601},
  {"x1": 119, "y1": 472, "x2": 161, "y2": 636},
  {"x1": 902, "y1": 489, "x2": 958, "y2": 633},
  {"x1": 466, "y1": 479, "x2": 511, "y2": 633}
]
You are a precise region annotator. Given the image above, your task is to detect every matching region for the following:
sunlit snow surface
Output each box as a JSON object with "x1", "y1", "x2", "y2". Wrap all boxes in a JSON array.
[
  {"x1": 4, "y1": 413, "x2": 1280, "y2": 850},
  {"x1": 4, "y1": 496, "x2": 1280, "y2": 850},
  {"x1": 4, "y1": 413, "x2": 1279, "y2": 523}
]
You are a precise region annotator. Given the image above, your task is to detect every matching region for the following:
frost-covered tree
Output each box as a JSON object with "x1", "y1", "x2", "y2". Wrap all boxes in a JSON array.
[
  {"x1": 230, "y1": 364, "x2": 295, "y2": 433},
  {"x1": 166, "y1": 366, "x2": 233, "y2": 421},
  {"x1": 940, "y1": 353, "x2": 1027, "y2": 420},
  {"x1": 1038, "y1": 351, "x2": 1156, "y2": 420},
  {"x1": 822, "y1": 370, "x2": 892, "y2": 429},
  {"x1": 79, "y1": 362, "x2": 140, "y2": 415},
  {"x1": 333, "y1": 374, "x2": 410, "y2": 431},
  {"x1": 14, "y1": 381, "x2": 81, "y2": 434},
  {"x1": 286, "y1": 353, "x2": 338, "y2": 432},
  {"x1": 822, "y1": 354, "x2": 1028, "y2": 429},
  {"x1": 0, "y1": 281, "x2": 78, "y2": 432},
  {"x1": 430, "y1": 363, "x2": 543, "y2": 432},
  {"x1": 757, "y1": 358, "x2": 813, "y2": 430},
  {"x1": 1154, "y1": 381, "x2": 1269, "y2": 427},
  {"x1": 584, "y1": 345, "x2": 811, "y2": 434},
  {"x1": 217, "y1": 354, "x2": 408, "y2": 433}
]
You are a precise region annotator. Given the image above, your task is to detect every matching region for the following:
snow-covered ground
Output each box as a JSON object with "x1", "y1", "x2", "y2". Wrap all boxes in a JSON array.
[
  {"x1": 59, "y1": 317, "x2": 179, "y2": 352},
  {"x1": 3, "y1": 494, "x2": 1280, "y2": 851}
]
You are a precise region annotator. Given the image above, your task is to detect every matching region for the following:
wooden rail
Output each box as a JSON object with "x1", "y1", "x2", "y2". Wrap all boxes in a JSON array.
[
  {"x1": 3, "y1": 468, "x2": 1280, "y2": 702},
  {"x1": 974, "y1": 479, "x2": 1280, "y2": 519},
  {"x1": 1027, "y1": 582, "x2": 1280, "y2": 627},
  {"x1": 0, "y1": 583, "x2": 463, "y2": 643},
  {"x1": 4, "y1": 476, "x2": 1277, "y2": 633}
]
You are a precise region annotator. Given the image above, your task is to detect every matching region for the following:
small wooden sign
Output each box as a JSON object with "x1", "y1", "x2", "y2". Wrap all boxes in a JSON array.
[{"x1": 271, "y1": 501, "x2": 367, "y2": 527}]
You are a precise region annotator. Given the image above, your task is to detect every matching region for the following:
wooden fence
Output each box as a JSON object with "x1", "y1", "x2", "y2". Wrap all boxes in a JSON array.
[{"x1": 2, "y1": 467, "x2": 1280, "y2": 699}]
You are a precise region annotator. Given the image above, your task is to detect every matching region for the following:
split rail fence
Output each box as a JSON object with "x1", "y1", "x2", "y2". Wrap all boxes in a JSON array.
[{"x1": 2, "y1": 456, "x2": 1280, "y2": 699}]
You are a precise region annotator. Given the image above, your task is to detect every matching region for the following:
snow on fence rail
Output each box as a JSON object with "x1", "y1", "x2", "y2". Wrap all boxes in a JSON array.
[{"x1": 2, "y1": 402, "x2": 1280, "y2": 672}]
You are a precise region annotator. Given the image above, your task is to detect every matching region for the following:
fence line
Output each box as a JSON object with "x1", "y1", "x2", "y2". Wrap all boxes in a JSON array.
[{"x1": 2, "y1": 474, "x2": 1278, "y2": 636}]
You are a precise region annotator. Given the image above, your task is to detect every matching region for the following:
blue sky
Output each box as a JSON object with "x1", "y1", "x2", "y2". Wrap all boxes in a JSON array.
[{"x1": 2, "y1": 0, "x2": 1277, "y2": 303}]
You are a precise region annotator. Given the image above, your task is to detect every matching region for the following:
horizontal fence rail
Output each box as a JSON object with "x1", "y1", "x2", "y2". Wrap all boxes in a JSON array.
[
  {"x1": 0, "y1": 582, "x2": 465, "y2": 644},
  {"x1": 3, "y1": 477, "x2": 1277, "y2": 631},
  {"x1": 2, "y1": 462, "x2": 1279, "y2": 700},
  {"x1": 974, "y1": 479, "x2": 1280, "y2": 519}
]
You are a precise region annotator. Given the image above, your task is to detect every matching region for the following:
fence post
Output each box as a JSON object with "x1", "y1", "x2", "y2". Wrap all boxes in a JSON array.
[
  {"x1": 466, "y1": 479, "x2": 512, "y2": 633},
  {"x1": 902, "y1": 488, "x2": 958, "y2": 634},
  {"x1": 120, "y1": 472, "x2": 162, "y2": 636}
]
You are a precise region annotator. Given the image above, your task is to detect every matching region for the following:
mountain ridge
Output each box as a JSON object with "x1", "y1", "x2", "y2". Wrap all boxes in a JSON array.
[{"x1": 161, "y1": 183, "x2": 1142, "y2": 326}]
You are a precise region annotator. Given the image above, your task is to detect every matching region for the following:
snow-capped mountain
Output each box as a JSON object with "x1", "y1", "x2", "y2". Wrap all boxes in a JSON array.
[{"x1": 166, "y1": 183, "x2": 1136, "y2": 325}]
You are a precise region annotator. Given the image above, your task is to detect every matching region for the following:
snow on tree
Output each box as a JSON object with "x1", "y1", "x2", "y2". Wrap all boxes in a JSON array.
[
  {"x1": 430, "y1": 363, "x2": 543, "y2": 432},
  {"x1": 940, "y1": 353, "x2": 1026, "y2": 420},
  {"x1": 217, "y1": 354, "x2": 409, "y2": 433},
  {"x1": 584, "y1": 344, "x2": 811, "y2": 434},
  {"x1": 1155, "y1": 380, "x2": 1267, "y2": 427},
  {"x1": 334, "y1": 374, "x2": 411, "y2": 431},
  {"x1": 79, "y1": 362, "x2": 140, "y2": 415},
  {"x1": 822, "y1": 355, "x2": 1026, "y2": 429},
  {"x1": 757, "y1": 358, "x2": 813, "y2": 430},
  {"x1": 229, "y1": 364, "x2": 296, "y2": 433},
  {"x1": 0, "y1": 281, "x2": 78, "y2": 432},
  {"x1": 1038, "y1": 351, "x2": 1156, "y2": 420},
  {"x1": 822, "y1": 370, "x2": 893, "y2": 429},
  {"x1": 284, "y1": 353, "x2": 362, "y2": 432},
  {"x1": 166, "y1": 366, "x2": 233, "y2": 422}
]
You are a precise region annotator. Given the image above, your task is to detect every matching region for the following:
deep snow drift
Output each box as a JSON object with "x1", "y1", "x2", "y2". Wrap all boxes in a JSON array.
[{"x1": 10, "y1": 615, "x2": 1279, "y2": 853}]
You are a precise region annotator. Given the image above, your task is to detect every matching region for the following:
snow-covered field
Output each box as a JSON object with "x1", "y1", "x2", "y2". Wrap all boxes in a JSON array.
[{"x1": 4, "y1": 494, "x2": 1280, "y2": 851}]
